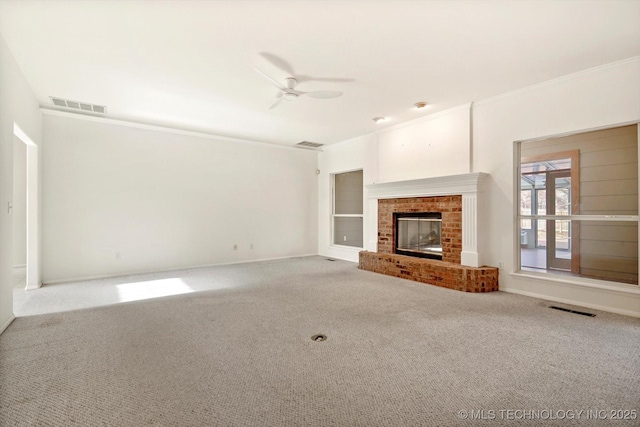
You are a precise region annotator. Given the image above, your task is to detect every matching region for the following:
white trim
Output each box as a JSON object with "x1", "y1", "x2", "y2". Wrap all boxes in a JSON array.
[
  {"x1": 366, "y1": 172, "x2": 488, "y2": 268},
  {"x1": 366, "y1": 172, "x2": 488, "y2": 199},
  {"x1": 511, "y1": 271, "x2": 640, "y2": 296},
  {"x1": 24, "y1": 282, "x2": 41, "y2": 291},
  {"x1": 329, "y1": 244, "x2": 364, "y2": 251},
  {"x1": 14, "y1": 123, "x2": 42, "y2": 290},
  {"x1": 500, "y1": 288, "x2": 640, "y2": 319},
  {"x1": 374, "y1": 103, "x2": 472, "y2": 135},
  {"x1": 515, "y1": 120, "x2": 639, "y2": 145},
  {"x1": 42, "y1": 254, "x2": 318, "y2": 285},
  {"x1": 320, "y1": 246, "x2": 361, "y2": 263},
  {"x1": 40, "y1": 107, "x2": 302, "y2": 151},
  {"x1": 0, "y1": 315, "x2": 16, "y2": 335},
  {"x1": 519, "y1": 214, "x2": 639, "y2": 222},
  {"x1": 12, "y1": 123, "x2": 36, "y2": 147}
]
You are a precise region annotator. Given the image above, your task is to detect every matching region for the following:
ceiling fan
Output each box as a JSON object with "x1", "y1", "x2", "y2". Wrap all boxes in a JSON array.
[{"x1": 255, "y1": 68, "x2": 343, "y2": 109}]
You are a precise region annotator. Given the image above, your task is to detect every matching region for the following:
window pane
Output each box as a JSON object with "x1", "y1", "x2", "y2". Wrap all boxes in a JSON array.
[
  {"x1": 520, "y1": 190, "x2": 531, "y2": 216},
  {"x1": 334, "y1": 217, "x2": 363, "y2": 248},
  {"x1": 521, "y1": 158, "x2": 571, "y2": 173},
  {"x1": 555, "y1": 220, "x2": 571, "y2": 252},
  {"x1": 536, "y1": 219, "x2": 547, "y2": 248},
  {"x1": 536, "y1": 190, "x2": 546, "y2": 215},
  {"x1": 556, "y1": 185, "x2": 570, "y2": 215},
  {"x1": 334, "y1": 170, "x2": 363, "y2": 215}
]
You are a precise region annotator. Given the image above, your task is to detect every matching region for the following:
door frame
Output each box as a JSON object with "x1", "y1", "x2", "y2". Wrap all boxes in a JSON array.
[
  {"x1": 13, "y1": 123, "x2": 40, "y2": 290},
  {"x1": 521, "y1": 150, "x2": 580, "y2": 274}
]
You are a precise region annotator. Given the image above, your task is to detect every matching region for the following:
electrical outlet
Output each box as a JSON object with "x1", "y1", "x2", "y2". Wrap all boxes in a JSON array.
[
  {"x1": 250, "y1": 243, "x2": 254, "y2": 250},
  {"x1": 116, "y1": 252, "x2": 121, "y2": 260},
  {"x1": 498, "y1": 261, "x2": 504, "y2": 269},
  {"x1": 343, "y1": 235, "x2": 347, "y2": 242},
  {"x1": 233, "y1": 244, "x2": 238, "y2": 251}
]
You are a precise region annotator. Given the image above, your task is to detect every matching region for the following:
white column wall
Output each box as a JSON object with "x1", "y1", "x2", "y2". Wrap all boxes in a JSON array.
[
  {"x1": 0, "y1": 35, "x2": 42, "y2": 334},
  {"x1": 473, "y1": 57, "x2": 640, "y2": 317},
  {"x1": 318, "y1": 106, "x2": 470, "y2": 263},
  {"x1": 377, "y1": 104, "x2": 471, "y2": 182}
]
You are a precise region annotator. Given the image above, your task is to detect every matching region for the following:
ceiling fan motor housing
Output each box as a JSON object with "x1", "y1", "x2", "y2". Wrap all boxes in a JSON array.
[{"x1": 285, "y1": 77, "x2": 297, "y2": 89}]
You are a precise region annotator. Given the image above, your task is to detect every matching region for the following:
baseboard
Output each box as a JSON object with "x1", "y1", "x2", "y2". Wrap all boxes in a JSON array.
[
  {"x1": 500, "y1": 287, "x2": 640, "y2": 318},
  {"x1": 43, "y1": 253, "x2": 319, "y2": 285},
  {"x1": 0, "y1": 315, "x2": 16, "y2": 335}
]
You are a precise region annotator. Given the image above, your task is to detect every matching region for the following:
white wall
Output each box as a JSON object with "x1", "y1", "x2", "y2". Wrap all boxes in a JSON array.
[
  {"x1": 0, "y1": 35, "x2": 42, "y2": 334},
  {"x1": 319, "y1": 57, "x2": 640, "y2": 317},
  {"x1": 317, "y1": 133, "x2": 378, "y2": 262},
  {"x1": 12, "y1": 137, "x2": 26, "y2": 267},
  {"x1": 42, "y1": 114, "x2": 318, "y2": 283},
  {"x1": 378, "y1": 104, "x2": 471, "y2": 182}
]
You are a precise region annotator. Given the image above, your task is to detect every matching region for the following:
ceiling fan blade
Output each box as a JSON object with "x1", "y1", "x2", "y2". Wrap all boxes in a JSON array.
[
  {"x1": 296, "y1": 75, "x2": 355, "y2": 84},
  {"x1": 305, "y1": 90, "x2": 343, "y2": 99},
  {"x1": 254, "y1": 68, "x2": 286, "y2": 91},
  {"x1": 269, "y1": 96, "x2": 284, "y2": 110},
  {"x1": 259, "y1": 52, "x2": 296, "y2": 76}
]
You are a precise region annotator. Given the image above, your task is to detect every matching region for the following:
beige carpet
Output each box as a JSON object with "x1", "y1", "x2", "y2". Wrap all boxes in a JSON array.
[{"x1": 1, "y1": 256, "x2": 639, "y2": 426}]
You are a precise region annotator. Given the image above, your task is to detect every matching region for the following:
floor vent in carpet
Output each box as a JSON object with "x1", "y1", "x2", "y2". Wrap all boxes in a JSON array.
[
  {"x1": 326, "y1": 258, "x2": 336, "y2": 261},
  {"x1": 311, "y1": 334, "x2": 327, "y2": 342},
  {"x1": 549, "y1": 306, "x2": 596, "y2": 317}
]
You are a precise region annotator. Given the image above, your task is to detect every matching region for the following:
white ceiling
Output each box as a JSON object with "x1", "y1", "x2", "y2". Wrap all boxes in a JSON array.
[{"x1": 1, "y1": 0, "x2": 639, "y2": 146}]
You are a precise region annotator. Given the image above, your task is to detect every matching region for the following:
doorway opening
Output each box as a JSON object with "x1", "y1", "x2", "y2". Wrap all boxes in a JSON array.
[{"x1": 13, "y1": 123, "x2": 40, "y2": 290}]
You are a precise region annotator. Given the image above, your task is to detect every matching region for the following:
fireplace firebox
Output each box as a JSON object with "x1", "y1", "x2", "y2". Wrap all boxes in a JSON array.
[{"x1": 395, "y1": 212, "x2": 442, "y2": 260}]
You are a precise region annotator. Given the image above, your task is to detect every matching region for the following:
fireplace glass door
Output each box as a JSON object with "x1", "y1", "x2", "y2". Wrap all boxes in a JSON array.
[{"x1": 395, "y1": 213, "x2": 442, "y2": 260}]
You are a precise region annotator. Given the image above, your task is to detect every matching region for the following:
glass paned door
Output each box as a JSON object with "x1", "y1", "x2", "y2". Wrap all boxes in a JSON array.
[{"x1": 547, "y1": 171, "x2": 571, "y2": 271}]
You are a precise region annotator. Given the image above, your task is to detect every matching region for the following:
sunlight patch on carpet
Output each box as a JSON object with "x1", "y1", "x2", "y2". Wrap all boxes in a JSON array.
[{"x1": 116, "y1": 278, "x2": 194, "y2": 302}]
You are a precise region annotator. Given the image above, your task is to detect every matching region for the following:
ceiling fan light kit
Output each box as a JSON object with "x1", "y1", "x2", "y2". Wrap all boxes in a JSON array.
[{"x1": 255, "y1": 68, "x2": 343, "y2": 109}]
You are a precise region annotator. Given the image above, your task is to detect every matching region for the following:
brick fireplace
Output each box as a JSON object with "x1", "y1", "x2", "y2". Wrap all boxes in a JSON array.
[
  {"x1": 379, "y1": 196, "x2": 461, "y2": 263},
  {"x1": 359, "y1": 173, "x2": 499, "y2": 293}
]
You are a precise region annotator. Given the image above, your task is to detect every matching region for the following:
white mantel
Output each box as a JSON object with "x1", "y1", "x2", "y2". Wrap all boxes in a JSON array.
[{"x1": 365, "y1": 173, "x2": 488, "y2": 267}]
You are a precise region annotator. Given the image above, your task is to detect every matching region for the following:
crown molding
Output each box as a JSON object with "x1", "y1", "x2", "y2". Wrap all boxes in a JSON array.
[
  {"x1": 39, "y1": 106, "x2": 301, "y2": 152},
  {"x1": 475, "y1": 56, "x2": 640, "y2": 107}
]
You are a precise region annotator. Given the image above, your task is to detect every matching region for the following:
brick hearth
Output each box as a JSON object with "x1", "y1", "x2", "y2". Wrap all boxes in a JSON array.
[{"x1": 359, "y1": 251, "x2": 498, "y2": 293}]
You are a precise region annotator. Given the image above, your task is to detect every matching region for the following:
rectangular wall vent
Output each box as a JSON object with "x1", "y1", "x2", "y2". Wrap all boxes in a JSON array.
[
  {"x1": 50, "y1": 97, "x2": 107, "y2": 114},
  {"x1": 296, "y1": 141, "x2": 324, "y2": 148}
]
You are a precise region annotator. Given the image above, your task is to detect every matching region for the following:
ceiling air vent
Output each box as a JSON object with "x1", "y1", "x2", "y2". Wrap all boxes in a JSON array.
[
  {"x1": 296, "y1": 141, "x2": 324, "y2": 148},
  {"x1": 50, "y1": 97, "x2": 107, "y2": 114}
]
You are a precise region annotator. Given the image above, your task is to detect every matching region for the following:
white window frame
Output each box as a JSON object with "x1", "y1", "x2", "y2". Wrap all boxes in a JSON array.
[{"x1": 514, "y1": 121, "x2": 640, "y2": 287}]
